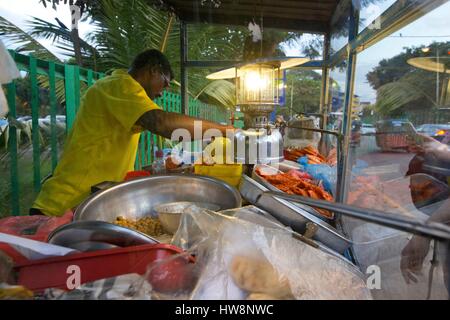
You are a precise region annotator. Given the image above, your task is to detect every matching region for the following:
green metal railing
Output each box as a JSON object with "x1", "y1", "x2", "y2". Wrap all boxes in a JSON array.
[
  {"x1": 3, "y1": 51, "x2": 105, "y2": 216},
  {"x1": 2, "y1": 52, "x2": 229, "y2": 216}
]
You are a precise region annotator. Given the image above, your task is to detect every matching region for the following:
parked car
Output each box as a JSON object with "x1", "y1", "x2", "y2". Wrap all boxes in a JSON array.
[
  {"x1": 416, "y1": 123, "x2": 450, "y2": 144},
  {"x1": 375, "y1": 119, "x2": 416, "y2": 151},
  {"x1": 361, "y1": 123, "x2": 376, "y2": 135}
]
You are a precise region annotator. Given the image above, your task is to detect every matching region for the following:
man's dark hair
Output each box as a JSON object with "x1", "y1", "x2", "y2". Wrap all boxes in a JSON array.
[{"x1": 131, "y1": 49, "x2": 174, "y2": 79}]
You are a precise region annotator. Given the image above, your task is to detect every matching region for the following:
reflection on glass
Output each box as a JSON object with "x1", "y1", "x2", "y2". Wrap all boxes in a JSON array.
[
  {"x1": 328, "y1": 62, "x2": 348, "y2": 133},
  {"x1": 348, "y1": 0, "x2": 450, "y2": 233},
  {"x1": 342, "y1": 213, "x2": 449, "y2": 299},
  {"x1": 330, "y1": 8, "x2": 350, "y2": 54},
  {"x1": 357, "y1": 0, "x2": 396, "y2": 33}
]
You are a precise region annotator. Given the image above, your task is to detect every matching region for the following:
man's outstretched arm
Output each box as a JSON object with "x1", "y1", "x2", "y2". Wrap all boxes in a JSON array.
[{"x1": 136, "y1": 109, "x2": 234, "y2": 140}]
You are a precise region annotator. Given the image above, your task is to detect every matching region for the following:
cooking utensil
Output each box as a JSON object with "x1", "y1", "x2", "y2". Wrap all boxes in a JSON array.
[
  {"x1": 74, "y1": 174, "x2": 241, "y2": 222},
  {"x1": 154, "y1": 201, "x2": 221, "y2": 234},
  {"x1": 258, "y1": 194, "x2": 351, "y2": 253},
  {"x1": 47, "y1": 221, "x2": 159, "y2": 250},
  {"x1": 239, "y1": 175, "x2": 351, "y2": 254}
]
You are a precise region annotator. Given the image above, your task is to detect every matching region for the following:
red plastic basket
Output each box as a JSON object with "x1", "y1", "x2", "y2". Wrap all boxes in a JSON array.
[{"x1": 13, "y1": 243, "x2": 194, "y2": 294}]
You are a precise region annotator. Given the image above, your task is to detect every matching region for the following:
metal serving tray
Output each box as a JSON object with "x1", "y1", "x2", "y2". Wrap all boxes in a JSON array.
[
  {"x1": 251, "y1": 164, "x2": 335, "y2": 222},
  {"x1": 239, "y1": 175, "x2": 351, "y2": 254}
]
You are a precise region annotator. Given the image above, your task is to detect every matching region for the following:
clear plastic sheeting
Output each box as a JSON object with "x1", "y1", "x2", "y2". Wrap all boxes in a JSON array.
[
  {"x1": 342, "y1": 213, "x2": 450, "y2": 300},
  {"x1": 153, "y1": 206, "x2": 373, "y2": 300},
  {"x1": 43, "y1": 273, "x2": 153, "y2": 300}
]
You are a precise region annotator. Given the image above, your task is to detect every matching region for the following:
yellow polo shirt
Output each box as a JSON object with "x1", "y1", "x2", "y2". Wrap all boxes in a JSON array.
[{"x1": 33, "y1": 69, "x2": 161, "y2": 216}]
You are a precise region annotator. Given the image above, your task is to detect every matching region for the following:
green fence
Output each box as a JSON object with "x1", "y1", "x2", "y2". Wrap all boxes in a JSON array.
[{"x1": 1, "y1": 52, "x2": 229, "y2": 216}]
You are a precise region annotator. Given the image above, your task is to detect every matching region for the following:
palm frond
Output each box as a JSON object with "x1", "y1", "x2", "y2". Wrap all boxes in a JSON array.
[
  {"x1": 195, "y1": 80, "x2": 236, "y2": 108},
  {"x1": 26, "y1": 17, "x2": 99, "y2": 60},
  {"x1": 0, "y1": 16, "x2": 60, "y2": 61},
  {"x1": 375, "y1": 80, "x2": 437, "y2": 115}
]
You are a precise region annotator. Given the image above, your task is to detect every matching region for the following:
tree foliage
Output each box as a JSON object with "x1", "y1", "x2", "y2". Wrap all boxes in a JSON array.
[
  {"x1": 2, "y1": 0, "x2": 323, "y2": 110},
  {"x1": 279, "y1": 70, "x2": 322, "y2": 117},
  {"x1": 366, "y1": 41, "x2": 450, "y2": 116}
]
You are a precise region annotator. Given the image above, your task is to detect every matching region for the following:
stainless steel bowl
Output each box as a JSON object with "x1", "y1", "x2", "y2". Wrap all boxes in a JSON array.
[
  {"x1": 154, "y1": 201, "x2": 220, "y2": 234},
  {"x1": 74, "y1": 174, "x2": 242, "y2": 222}
]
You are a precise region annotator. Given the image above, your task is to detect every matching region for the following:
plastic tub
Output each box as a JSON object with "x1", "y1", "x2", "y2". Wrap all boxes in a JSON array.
[
  {"x1": 194, "y1": 164, "x2": 243, "y2": 188},
  {"x1": 13, "y1": 243, "x2": 194, "y2": 294}
]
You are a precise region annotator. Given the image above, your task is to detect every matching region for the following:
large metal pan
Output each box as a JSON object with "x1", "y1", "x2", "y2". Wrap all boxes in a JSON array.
[{"x1": 74, "y1": 174, "x2": 242, "y2": 222}]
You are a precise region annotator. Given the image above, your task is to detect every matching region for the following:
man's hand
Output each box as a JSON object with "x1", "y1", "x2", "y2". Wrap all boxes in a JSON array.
[
  {"x1": 400, "y1": 235, "x2": 431, "y2": 284},
  {"x1": 406, "y1": 133, "x2": 430, "y2": 154},
  {"x1": 407, "y1": 133, "x2": 450, "y2": 161},
  {"x1": 422, "y1": 137, "x2": 450, "y2": 162}
]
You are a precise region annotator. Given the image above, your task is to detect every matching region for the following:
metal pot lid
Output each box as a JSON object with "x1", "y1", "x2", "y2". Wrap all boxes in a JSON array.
[{"x1": 47, "y1": 220, "x2": 159, "y2": 249}]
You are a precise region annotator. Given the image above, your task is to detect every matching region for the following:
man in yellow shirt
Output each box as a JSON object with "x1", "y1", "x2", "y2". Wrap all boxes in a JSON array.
[{"x1": 31, "y1": 49, "x2": 233, "y2": 216}]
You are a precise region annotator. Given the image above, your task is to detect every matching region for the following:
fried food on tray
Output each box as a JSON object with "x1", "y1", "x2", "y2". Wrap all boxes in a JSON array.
[
  {"x1": 284, "y1": 145, "x2": 326, "y2": 163},
  {"x1": 114, "y1": 216, "x2": 165, "y2": 237},
  {"x1": 230, "y1": 256, "x2": 293, "y2": 299},
  {"x1": 255, "y1": 168, "x2": 334, "y2": 219},
  {"x1": 284, "y1": 145, "x2": 337, "y2": 166}
]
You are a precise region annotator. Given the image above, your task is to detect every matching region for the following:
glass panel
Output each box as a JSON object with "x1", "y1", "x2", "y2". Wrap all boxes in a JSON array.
[
  {"x1": 281, "y1": 34, "x2": 325, "y2": 60},
  {"x1": 349, "y1": 1, "x2": 450, "y2": 222},
  {"x1": 357, "y1": 0, "x2": 397, "y2": 33},
  {"x1": 330, "y1": 3, "x2": 351, "y2": 54},
  {"x1": 327, "y1": 61, "x2": 348, "y2": 133},
  {"x1": 341, "y1": 213, "x2": 450, "y2": 299}
]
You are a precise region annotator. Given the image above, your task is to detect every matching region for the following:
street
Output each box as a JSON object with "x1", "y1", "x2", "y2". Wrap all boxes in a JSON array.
[{"x1": 346, "y1": 135, "x2": 424, "y2": 218}]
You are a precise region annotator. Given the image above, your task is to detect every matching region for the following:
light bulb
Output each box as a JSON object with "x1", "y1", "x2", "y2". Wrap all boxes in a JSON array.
[{"x1": 245, "y1": 71, "x2": 268, "y2": 91}]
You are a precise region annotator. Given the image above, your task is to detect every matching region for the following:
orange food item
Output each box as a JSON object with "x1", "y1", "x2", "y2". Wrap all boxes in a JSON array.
[
  {"x1": 284, "y1": 146, "x2": 328, "y2": 164},
  {"x1": 165, "y1": 156, "x2": 181, "y2": 170},
  {"x1": 326, "y1": 148, "x2": 337, "y2": 166},
  {"x1": 255, "y1": 168, "x2": 334, "y2": 219}
]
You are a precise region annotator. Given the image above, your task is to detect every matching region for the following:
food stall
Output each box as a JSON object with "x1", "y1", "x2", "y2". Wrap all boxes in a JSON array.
[{"x1": 1, "y1": 0, "x2": 450, "y2": 300}]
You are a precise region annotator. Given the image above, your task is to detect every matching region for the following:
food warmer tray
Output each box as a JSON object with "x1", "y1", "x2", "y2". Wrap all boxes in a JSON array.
[
  {"x1": 251, "y1": 164, "x2": 335, "y2": 223},
  {"x1": 239, "y1": 175, "x2": 352, "y2": 254}
]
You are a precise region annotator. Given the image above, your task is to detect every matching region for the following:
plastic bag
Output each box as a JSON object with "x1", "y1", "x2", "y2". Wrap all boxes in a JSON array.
[
  {"x1": 43, "y1": 273, "x2": 153, "y2": 300},
  {"x1": 0, "y1": 39, "x2": 20, "y2": 117},
  {"x1": 0, "y1": 250, "x2": 13, "y2": 283},
  {"x1": 298, "y1": 156, "x2": 337, "y2": 195},
  {"x1": 0, "y1": 211, "x2": 73, "y2": 242},
  {"x1": 148, "y1": 206, "x2": 372, "y2": 300}
]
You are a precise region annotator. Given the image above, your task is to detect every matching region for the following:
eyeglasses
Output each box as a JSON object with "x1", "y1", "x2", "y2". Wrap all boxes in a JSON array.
[{"x1": 160, "y1": 72, "x2": 171, "y2": 87}]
